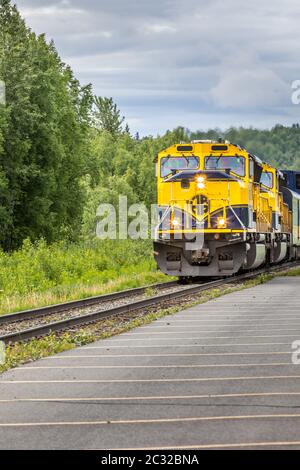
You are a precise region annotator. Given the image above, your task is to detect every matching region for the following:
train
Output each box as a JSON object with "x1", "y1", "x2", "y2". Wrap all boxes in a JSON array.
[{"x1": 154, "y1": 140, "x2": 300, "y2": 278}]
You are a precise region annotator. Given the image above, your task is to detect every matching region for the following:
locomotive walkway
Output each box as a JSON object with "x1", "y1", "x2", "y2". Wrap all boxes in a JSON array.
[{"x1": 1, "y1": 277, "x2": 300, "y2": 449}]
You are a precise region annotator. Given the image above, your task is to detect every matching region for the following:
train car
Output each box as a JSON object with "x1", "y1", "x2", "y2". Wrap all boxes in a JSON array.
[
  {"x1": 280, "y1": 170, "x2": 300, "y2": 259},
  {"x1": 281, "y1": 170, "x2": 300, "y2": 195},
  {"x1": 154, "y1": 140, "x2": 299, "y2": 278}
]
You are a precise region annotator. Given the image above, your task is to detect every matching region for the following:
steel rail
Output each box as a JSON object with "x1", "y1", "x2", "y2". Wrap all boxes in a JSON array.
[{"x1": 1, "y1": 261, "x2": 299, "y2": 345}]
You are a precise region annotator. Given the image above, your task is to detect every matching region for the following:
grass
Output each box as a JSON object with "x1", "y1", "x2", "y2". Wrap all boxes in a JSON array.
[
  {"x1": 0, "y1": 273, "x2": 278, "y2": 375},
  {"x1": 283, "y1": 268, "x2": 300, "y2": 276},
  {"x1": 0, "y1": 238, "x2": 171, "y2": 316}
]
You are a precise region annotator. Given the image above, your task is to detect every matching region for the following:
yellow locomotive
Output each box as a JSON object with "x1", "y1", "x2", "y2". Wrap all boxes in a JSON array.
[{"x1": 154, "y1": 140, "x2": 300, "y2": 278}]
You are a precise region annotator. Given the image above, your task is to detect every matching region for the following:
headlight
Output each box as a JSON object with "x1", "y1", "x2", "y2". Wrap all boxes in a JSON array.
[
  {"x1": 196, "y1": 176, "x2": 206, "y2": 189},
  {"x1": 171, "y1": 218, "x2": 180, "y2": 228},
  {"x1": 217, "y1": 217, "x2": 226, "y2": 227},
  {"x1": 197, "y1": 176, "x2": 205, "y2": 183}
]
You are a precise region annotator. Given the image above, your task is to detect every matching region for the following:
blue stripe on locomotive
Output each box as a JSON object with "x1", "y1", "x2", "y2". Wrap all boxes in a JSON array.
[
  {"x1": 280, "y1": 170, "x2": 300, "y2": 244},
  {"x1": 281, "y1": 170, "x2": 300, "y2": 195}
]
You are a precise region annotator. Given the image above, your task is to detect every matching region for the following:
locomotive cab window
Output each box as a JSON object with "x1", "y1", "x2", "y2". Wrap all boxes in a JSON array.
[
  {"x1": 160, "y1": 156, "x2": 199, "y2": 178},
  {"x1": 260, "y1": 171, "x2": 273, "y2": 189},
  {"x1": 249, "y1": 158, "x2": 254, "y2": 178},
  {"x1": 296, "y1": 173, "x2": 300, "y2": 190},
  {"x1": 204, "y1": 155, "x2": 245, "y2": 177}
]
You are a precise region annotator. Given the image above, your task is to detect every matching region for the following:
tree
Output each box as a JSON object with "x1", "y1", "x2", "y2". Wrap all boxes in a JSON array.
[
  {"x1": 124, "y1": 123, "x2": 131, "y2": 135},
  {"x1": 93, "y1": 96, "x2": 125, "y2": 137},
  {"x1": 189, "y1": 125, "x2": 300, "y2": 170},
  {"x1": 0, "y1": 0, "x2": 93, "y2": 250}
]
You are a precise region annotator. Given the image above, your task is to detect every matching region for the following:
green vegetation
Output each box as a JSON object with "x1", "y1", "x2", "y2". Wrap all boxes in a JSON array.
[
  {"x1": 283, "y1": 268, "x2": 300, "y2": 276},
  {"x1": 0, "y1": 239, "x2": 169, "y2": 315},
  {"x1": 0, "y1": 0, "x2": 93, "y2": 251},
  {"x1": 93, "y1": 96, "x2": 125, "y2": 137},
  {"x1": 1, "y1": 333, "x2": 85, "y2": 373},
  {"x1": 189, "y1": 125, "x2": 300, "y2": 170}
]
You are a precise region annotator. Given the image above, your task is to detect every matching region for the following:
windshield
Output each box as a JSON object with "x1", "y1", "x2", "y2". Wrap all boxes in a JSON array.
[
  {"x1": 260, "y1": 171, "x2": 273, "y2": 189},
  {"x1": 205, "y1": 156, "x2": 245, "y2": 177},
  {"x1": 160, "y1": 156, "x2": 199, "y2": 178}
]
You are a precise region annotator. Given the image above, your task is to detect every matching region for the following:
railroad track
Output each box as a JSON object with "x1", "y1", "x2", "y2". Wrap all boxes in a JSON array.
[
  {"x1": 0, "y1": 279, "x2": 179, "y2": 326},
  {"x1": 1, "y1": 261, "x2": 299, "y2": 344}
]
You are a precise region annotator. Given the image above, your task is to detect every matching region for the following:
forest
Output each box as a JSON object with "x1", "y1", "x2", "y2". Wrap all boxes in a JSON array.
[{"x1": 0, "y1": 0, "x2": 300, "y2": 313}]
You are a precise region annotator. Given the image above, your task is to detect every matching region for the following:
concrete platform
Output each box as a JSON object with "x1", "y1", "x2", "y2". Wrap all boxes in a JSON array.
[{"x1": 1, "y1": 277, "x2": 300, "y2": 450}]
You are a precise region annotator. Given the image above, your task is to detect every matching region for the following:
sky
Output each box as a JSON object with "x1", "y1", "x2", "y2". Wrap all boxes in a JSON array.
[{"x1": 15, "y1": 0, "x2": 300, "y2": 136}]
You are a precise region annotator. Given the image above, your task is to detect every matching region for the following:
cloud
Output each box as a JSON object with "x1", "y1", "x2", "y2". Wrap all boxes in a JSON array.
[
  {"x1": 144, "y1": 23, "x2": 177, "y2": 34},
  {"x1": 15, "y1": 0, "x2": 300, "y2": 135},
  {"x1": 210, "y1": 53, "x2": 291, "y2": 110}
]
